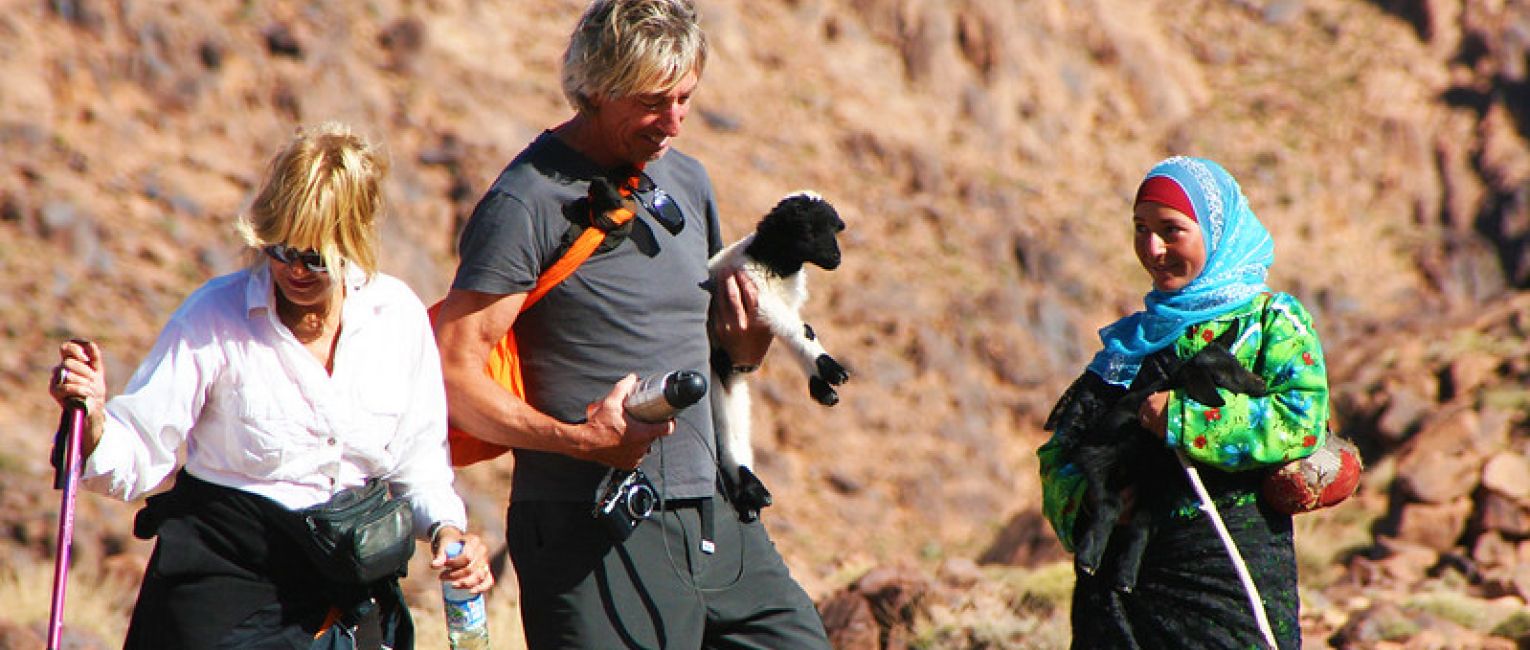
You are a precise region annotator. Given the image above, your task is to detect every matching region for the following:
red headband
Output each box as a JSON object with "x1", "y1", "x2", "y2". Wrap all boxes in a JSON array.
[{"x1": 1135, "y1": 176, "x2": 1196, "y2": 222}]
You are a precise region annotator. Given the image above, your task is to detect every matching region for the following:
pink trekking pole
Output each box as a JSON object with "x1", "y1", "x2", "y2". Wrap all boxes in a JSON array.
[{"x1": 47, "y1": 401, "x2": 85, "y2": 650}]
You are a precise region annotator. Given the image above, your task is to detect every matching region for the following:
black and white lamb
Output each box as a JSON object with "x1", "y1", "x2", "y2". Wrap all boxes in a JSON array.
[{"x1": 709, "y1": 191, "x2": 849, "y2": 521}]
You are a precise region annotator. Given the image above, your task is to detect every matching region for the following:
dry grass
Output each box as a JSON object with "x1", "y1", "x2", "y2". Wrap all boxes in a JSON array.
[
  {"x1": 911, "y1": 562, "x2": 1074, "y2": 650},
  {"x1": 1293, "y1": 494, "x2": 1383, "y2": 590},
  {"x1": 0, "y1": 559, "x2": 135, "y2": 643},
  {"x1": 0, "y1": 555, "x2": 529, "y2": 649}
]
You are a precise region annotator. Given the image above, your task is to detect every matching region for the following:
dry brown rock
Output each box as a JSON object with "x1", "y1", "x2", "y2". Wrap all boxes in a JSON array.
[
  {"x1": 1477, "y1": 481, "x2": 1530, "y2": 538},
  {"x1": 1449, "y1": 351, "x2": 1503, "y2": 400},
  {"x1": 1393, "y1": 497, "x2": 1473, "y2": 552},
  {"x1": 1374, "y1": 537, "x2": 1443, "y2": 587},
  {"x1": 977, "y1": 510, "x2": 1067, "y2": 567},
  {"x1": 818, "y1": 590, "x2": 880, "y2": 650},
  {"x1": 1481, "y1": 452, "x2": 1530, "y2": 499},
  {"x1": 1396, "y1": 409, "x2": 1490, "y2": 504}
]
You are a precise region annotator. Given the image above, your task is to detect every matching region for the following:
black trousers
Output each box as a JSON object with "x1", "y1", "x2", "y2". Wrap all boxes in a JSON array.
[
  {"x1": 124, "y1": 471, "x2": 412, "y2": 650},
  {"x1": 508, "y1": 492, "x2": 830, "y2": 649}
]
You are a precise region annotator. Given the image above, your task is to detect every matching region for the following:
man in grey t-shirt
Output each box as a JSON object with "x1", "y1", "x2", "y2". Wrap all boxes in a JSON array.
[{"x1": 432, "y1": 1, "x2": 830, "y2": 647}]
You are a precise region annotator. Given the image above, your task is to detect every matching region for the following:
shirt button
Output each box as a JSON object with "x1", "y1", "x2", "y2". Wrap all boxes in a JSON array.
[
  {"x1": 328, "y1": 477, "x2": 337, "y2": 486},
  {"x1": 327, "y1": 437, "x2": 337, "y2": 446}
]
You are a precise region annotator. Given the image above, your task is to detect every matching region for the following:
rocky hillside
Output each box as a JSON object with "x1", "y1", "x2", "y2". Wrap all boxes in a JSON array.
[{"x1": 3, "y1": 0, "x2": 1530, "y2": 646}]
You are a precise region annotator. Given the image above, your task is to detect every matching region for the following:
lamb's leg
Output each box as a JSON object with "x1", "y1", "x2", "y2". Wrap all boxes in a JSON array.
[
  {"x1": 753, "y1": 284, "x2": 849, "y2": 406},
  {"x1": 1112, "y1": 507, "x2": 1152, "y2": 593},
  {"x1": 712, "y1": 371, "x2": 773, "y2": 520},
  {"x1": 713, "y1": 371, "x2": 753, "y2": 481},
  {"x1": 1074, "y1": 461, "x2": 1121, "y2": 576}
]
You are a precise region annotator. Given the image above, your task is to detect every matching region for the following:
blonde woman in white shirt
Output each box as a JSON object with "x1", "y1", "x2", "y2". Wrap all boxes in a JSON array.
[{"x1": 48, "y1": 122, "x2": 493, "y2": 649}]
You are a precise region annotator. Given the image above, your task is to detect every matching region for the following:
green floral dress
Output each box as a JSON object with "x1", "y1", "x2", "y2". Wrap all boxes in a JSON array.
[{"x1": 1037, "y1": 292, "x2": 1329, "y2": 649}]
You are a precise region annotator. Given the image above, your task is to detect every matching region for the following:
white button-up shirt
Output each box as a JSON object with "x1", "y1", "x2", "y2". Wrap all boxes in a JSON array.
[{"x1": 83, "y1": 262, "x2": 467, "y2": 537}]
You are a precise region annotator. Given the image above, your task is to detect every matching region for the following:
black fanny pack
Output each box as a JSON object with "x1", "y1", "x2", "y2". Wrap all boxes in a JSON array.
[{"x1": 294, "y1": 479, "x2": 415, "y2": 586}]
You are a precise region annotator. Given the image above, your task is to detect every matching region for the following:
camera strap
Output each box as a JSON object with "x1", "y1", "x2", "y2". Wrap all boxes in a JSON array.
[{"x1": 699, "y1": 498, "x2": 716, "y2": 554}]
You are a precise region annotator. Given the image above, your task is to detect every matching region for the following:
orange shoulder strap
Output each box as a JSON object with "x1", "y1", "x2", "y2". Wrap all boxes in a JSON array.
[
  {"x1": 442, "y1": 174, "x2": 641, "y2": 466},
  {"x1": 523, "y1": 204, "x2": 635, "y2": 309}
]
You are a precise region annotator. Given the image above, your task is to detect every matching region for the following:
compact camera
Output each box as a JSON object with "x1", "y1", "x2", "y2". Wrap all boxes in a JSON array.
[{"x1": 593, "y1": 468, "x2": 657, "y2": 541}]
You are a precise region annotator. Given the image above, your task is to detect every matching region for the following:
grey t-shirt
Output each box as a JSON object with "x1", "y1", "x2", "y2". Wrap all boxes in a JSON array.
[{"x1": 452, "y1": 132, "x2": 724, "y2": 502}]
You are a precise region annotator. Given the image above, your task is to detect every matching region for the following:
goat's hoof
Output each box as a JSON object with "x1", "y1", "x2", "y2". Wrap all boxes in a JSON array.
[
  {"x1": 816, "y1": 354, "x2": 850, "y2": 385},
  {"x1": 810, "y1": 377, "x2": 840, "y2": 406}
]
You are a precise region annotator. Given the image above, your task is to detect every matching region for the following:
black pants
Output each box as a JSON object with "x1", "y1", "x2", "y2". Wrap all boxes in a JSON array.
[
  {"x1": 124, "y1": 471, "x2": 412, "y2": 650},
  {"x1": 507, "y1": 493, "x2": 830, "y2": 649}
]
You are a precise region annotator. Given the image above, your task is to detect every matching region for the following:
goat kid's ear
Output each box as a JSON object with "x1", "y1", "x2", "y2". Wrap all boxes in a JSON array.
[{"x1": 1180, "y1": 370, "x2": 1227, "y2": 407}]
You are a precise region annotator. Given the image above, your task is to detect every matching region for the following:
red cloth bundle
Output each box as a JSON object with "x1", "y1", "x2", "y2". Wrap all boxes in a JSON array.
[{"x1": 1262, "y1": 434, "x2": 1362, "y2": 515}]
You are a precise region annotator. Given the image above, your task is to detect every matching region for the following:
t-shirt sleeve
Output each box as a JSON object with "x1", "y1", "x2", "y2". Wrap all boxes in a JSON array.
[{"x1": 451, "y1": 189, "x2": 541, "y2": 296}]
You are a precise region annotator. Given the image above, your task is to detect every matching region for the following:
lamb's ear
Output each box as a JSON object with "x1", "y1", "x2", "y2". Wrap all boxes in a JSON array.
[{"x1": 1179, "y1": 368, "x2": 1227, "y2": 407}]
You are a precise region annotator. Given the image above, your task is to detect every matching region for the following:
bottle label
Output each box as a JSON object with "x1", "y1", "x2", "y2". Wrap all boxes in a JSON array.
[{"x1": 444, "y1": 594, "x2": 487, "y2": 632}]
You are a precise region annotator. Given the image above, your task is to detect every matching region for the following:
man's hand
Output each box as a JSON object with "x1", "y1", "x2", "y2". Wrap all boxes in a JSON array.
[
  {"x1": 711, "y1": 269, "x2": 771, "y2": 368},
  {"x1": 578, "y1": 374, "x2": 673, "y2": 469}
]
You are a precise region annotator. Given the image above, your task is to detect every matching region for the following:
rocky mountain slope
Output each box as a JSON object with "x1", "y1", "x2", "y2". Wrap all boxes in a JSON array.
[{"x1": 3, "y1": 0, "x2": 1530, "y2": 646}]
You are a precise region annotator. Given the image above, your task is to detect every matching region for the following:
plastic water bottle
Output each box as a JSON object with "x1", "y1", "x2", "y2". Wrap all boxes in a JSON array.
[
  {"x1": 623, "y1": 370, "x2": 708, "y2": 422},
  {"x1": 441, "y1": 541, "x2": 491, "y2": 650}
]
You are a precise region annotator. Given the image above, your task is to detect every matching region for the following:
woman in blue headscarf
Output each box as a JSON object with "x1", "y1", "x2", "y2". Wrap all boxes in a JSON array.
[{"x1": 1038, "y1": 156, "x2": 1329, "y2": 648}]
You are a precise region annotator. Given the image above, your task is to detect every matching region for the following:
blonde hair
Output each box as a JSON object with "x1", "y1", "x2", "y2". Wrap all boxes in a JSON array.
[
  {"x1": 561, "y1": 0, "x2": 708, "y2": 113},
  {"x1": 237, "y1": 122, "x2": 388, "y2": 279}
]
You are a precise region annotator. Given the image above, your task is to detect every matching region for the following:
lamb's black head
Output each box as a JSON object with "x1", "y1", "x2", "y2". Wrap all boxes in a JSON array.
[{"x1": 745, "y1": 191, "x2": 845, "y2": 277}]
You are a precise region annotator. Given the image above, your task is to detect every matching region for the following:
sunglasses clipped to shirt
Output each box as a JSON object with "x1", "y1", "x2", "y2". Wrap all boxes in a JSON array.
[
  {"x1": 630, "y1": 172, "x2": 686, "y2": 235},
  {"x1": 263, "y1": 244, "x2": 328, "y2": 274}
]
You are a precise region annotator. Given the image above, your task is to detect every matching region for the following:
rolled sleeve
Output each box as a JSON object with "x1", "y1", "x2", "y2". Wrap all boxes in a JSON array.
[
  {"x1": 81, "y1": 319, "x2": 207, "y2": 501},
  {"x1": 1167, "y1": 294, "x2": 1330, "y2": 471}
]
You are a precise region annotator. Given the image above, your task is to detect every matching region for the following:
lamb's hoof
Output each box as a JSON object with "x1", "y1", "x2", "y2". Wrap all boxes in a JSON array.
[
  {"x1": 1077, "y1": 559, "x2": 1099, "y2": 577},
  {"x1": 734, "y1": 467, "x2": 774, "y2": 522},
  {"x1": 816, "y1": 354, "x2": 849, "y2": 385},
  {"x1": 810, "y1": 377, "x2": 840, "y2": 406}
]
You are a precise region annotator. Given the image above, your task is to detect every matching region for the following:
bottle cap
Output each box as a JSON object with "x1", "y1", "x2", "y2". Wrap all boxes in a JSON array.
[{"x1": 663, "y1": 371, "x2": 707, "y2": 409}]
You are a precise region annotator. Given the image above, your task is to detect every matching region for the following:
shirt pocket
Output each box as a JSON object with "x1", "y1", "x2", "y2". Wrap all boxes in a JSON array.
[
  {"x1": 349, "y1": 378, "x2": 407, "y2": 474},
  {"x1": 230, "y1": 382, "x2": 322, "y2": 481}
]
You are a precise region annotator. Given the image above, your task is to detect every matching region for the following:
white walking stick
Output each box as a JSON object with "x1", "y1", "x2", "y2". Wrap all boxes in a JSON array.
[{"x1": 1174, "y1": 448, "x2": 1278, "y2": 649}]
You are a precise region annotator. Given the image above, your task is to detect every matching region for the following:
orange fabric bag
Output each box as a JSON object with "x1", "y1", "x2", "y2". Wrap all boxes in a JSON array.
[{"x1": 430, "y1": 185, "x2": 637, "y2": 467}]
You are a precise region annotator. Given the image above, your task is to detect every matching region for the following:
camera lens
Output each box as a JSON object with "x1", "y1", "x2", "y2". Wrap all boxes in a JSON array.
[{"x1": 624, "y1": 483, "x2": 656, "y2": 519}]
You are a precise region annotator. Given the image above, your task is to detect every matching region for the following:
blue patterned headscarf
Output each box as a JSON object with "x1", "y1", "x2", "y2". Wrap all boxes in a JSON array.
[{"x1": 1085, "y1": 156, "x2": 1275, "y2": 386}]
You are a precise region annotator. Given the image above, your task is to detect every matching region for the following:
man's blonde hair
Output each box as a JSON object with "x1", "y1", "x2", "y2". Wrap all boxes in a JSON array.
[
  {"x1": 561, "y1": 0, "x2": 708, "y2": 113},
  {"x1": 238, "y1": 122, "x2": 388, "y2": 279}
]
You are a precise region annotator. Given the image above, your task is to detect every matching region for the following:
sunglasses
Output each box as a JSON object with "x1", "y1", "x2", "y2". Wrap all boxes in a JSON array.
[
  {"x1": 630, "y1": 173, "x2": 686, "y2": 235},
  {"x1": 263, "y1": 244, "x2": 328, "y2": 274}
]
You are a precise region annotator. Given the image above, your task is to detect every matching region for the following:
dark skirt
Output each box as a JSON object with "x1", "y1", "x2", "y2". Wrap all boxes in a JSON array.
[
  {"x1": 124, "y1": 471, "x2": 413, "y2": 650},
  {"x1": 1071, "y1": 492, "x2": 1300, "y2": 649}
]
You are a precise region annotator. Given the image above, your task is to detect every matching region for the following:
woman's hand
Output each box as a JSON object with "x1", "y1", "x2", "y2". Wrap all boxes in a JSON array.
[
  {"x1": 1138, "y1": 391, "x2": 1170, "y2": 439},
  {"x1": 49, "y1": 339, "x2": 107, "y2": 455},
  {"x1": 430, "y1": 526, "x2": 495, "y2": 595},
  {"x1": 711, "y1": 269, "x2": 771, "y2": 368}
]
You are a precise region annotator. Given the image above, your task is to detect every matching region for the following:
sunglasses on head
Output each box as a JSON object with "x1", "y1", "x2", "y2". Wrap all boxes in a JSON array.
[
  {"x1": 630, "y1": 173, "x2": 686, "y2": 235},
  {"x1": 263, "y1": 244, "x2": 328, "y2": 274}
]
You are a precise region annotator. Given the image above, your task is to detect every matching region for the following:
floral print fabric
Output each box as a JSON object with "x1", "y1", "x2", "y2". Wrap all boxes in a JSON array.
[{"x1": 1038, "y1": 291, "x2": 1329, "y2": 552}]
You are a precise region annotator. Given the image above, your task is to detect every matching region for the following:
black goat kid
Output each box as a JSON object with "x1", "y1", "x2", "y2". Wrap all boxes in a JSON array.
[{"x1": 1045, "y1": 326, "x2": 1267, "y2": 592}]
